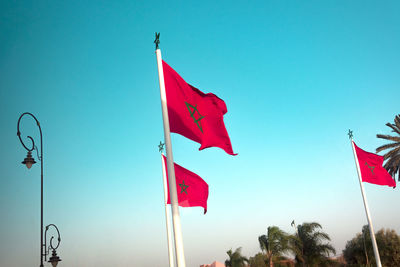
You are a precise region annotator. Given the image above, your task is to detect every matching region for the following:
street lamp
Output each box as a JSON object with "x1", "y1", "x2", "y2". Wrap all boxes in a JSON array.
[
  {"x1": 17, "y1": 112, "x2": 62, "y2": 267},
  {"x1": 22, "y1": 150, "x2": 36, "y2": 169},
  {"x1": 45, "y1": 224, "x2": 62, "y2": 267}
]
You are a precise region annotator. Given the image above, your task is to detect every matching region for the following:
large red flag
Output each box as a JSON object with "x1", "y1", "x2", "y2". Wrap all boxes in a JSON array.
[
  {"x1": 163, "y1": 155, "x2": 209, "y2": 213},
  {"x1": 162, "y1": 60, "x2": 236, "y2": 155},
  {"x1": 353, "y1": 142, "x2": 396, "y2": 188}
]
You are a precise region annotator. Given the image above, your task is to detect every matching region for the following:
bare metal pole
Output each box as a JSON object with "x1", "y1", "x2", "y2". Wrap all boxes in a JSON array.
[{"x1": 40, "y1": 119, "x2": 43, "y2": 267}]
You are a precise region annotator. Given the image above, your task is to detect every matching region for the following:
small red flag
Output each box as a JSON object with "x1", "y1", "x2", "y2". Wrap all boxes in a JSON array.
[
  {"x1": 163, "y1": 155, "x2": 209, "y2": 213},
  {"x1": 353, "y1": 142, "x2": 396, "y2": 188},
  {"x1": 162, "y1": 60, "x2": 236, "y2": 155}
]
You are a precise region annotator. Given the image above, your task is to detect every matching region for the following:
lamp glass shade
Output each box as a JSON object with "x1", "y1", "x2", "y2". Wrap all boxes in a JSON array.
[{"x1": 26, "y1": 162, "x2": 33, "y2": 169}]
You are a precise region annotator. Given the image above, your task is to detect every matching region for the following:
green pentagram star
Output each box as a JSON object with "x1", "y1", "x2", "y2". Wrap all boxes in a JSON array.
[
  {"x1": 154, "y1": 32, "x2": 160, "y2": 50},
  {"x1": 158, "y1": 141, "x2": 165, "y2": 152},
  {"x1": 185, "y1": 102, "x2": 204, "y2": 133},
  {"x1": 178, "y1": 180, "x2": 189, "y2": 194},
  {"x1": 365, "y1": 162, "x2": 375, "y2": 174},
  {"x1": 348, "y1": 130, "x2": 353, "y2": 139}
]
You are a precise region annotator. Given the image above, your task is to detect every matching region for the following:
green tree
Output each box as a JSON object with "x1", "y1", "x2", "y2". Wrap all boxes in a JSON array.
[
  {"x1": 376, "y1": 114, "x2": 400, "y2": 181},
  {"x1": 343, "y1": 225, "x2": 400, "y2": 267},
  {"x1": 343, "y1": 225, "x2": 372, "y2": 266},
  {"x1": 290, "y1": 222, "x2": 336, "y2": 267},
  {"x1": 249, "y1": 252, "x2": 267, "y2": 267},
  {"x1": 225, "y1": 247, "x2": 249, "y2": 267},
  {"x1": 376, "y1": 228, "x2": 400, "y2": 266},
  {"x1": 259, "y1": 226, "x2": 290, "y2": 267}
]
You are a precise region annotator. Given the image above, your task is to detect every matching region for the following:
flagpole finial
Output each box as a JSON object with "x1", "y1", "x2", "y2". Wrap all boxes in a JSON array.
[
  {"x1": 158, "y1": 141, "x2": 165, "y2": 152},
  {"x1": 348, "y1": 129, "x2": 353, "y2": 139},
  {"x1": 154, "y1": 32, "x2": 160, "y2": 50}
]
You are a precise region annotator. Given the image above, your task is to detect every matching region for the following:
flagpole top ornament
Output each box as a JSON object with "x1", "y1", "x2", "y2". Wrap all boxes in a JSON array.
[
  {"x1": 154, "y1": 32, "x2": 160, "y2": 50},
  {"x1": 348, "y1": 129, "x2": 353, "y2": 139},
  {"x1": 158, "y1": 141, "x2": 165, "y2": 153}
]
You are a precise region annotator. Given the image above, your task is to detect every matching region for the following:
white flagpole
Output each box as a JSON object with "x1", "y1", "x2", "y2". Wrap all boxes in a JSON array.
[
  {"x1": 161, "y1": 152, "x2": 175, "y2": 267},
  {"x1": 155, "y1": 34, "x2": 186, "y2": 267},
  {"x1": 348, "y1": 130, "x2": 382, "y2": 267}
]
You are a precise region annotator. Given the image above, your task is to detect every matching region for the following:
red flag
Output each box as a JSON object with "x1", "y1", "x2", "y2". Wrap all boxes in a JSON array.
[
  {"x1": 163, "y1": 155, "x2": 209, "y2": 213},
  {"x1": 353, "y1": 142, "x2": 396, "y2": 188},
  {"x1": 162, "y1": 60, "x2": 236, "y2": 155}
]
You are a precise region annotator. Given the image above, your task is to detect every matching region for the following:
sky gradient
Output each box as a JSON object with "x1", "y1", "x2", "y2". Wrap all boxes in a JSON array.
[{"x1": 1, "y1": 1, "x2": 399, "y2": 266}]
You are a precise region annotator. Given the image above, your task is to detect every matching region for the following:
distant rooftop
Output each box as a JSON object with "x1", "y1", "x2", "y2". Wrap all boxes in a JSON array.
[{"x1": 200, "y1": 261, "x2": 225, "y2": 267}]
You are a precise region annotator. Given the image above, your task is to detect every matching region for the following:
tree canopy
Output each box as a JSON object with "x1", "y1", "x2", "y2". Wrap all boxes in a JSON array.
[
  {"x1": 343, "y1": 225, "x2": 400, "y2": 267},
  {"x1": 290, "y1": 222, "x2": 336, "y2": 266},
  {"x1": 225, "y1": 247, "x2": 249, "y2": 267},
  {"x1": 259, "y1": 226, "x2": 290, "y2": 267}
]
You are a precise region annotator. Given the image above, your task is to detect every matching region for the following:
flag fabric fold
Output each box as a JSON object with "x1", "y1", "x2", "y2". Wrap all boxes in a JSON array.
[
  {"x1": 162, "y1": 155, "x2": 209, "y2": 213},
  {"x1": 353, "y1": 141, "x2": 396, "y2": 188},
  {"x1": 162, "y1": 60, "x2": 236, "y2": 155}
]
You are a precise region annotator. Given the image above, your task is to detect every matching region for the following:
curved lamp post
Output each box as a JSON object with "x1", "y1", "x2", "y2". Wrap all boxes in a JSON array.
[
  {"x1": 17, "y1": 112, "x2": 61, "y2": 267},
  {"x1": 45, "y1": 224, "x2": 62, "y2": 267}
]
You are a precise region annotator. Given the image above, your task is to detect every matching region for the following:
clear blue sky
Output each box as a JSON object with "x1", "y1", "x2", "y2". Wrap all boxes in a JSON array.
[{"x1": 1, "y1": 1, "x2": 399, "y2": 266}]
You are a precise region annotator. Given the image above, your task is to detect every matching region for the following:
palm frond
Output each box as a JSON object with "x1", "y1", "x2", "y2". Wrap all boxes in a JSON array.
[
  {"x1": 384, "y1": 154, "x2": 400, "y2": 167},
  {"x1": 319, "y1": 244, "x2": 336, "y2": 255},
  {"x1": 376, "y1": 134, "x2": 400, "y2": 142},
  {"x1": 308, "y1": 222, "x2": 322, "y2": 229},
  {"x1": 385, "y1": 122, "x2": 400, "y2": 135},
  {"x1": 258, "y1": 235, "x2": 268, "y2": 252},
  {"x1": 312, "y1": 231, "x2": 331, "y2": 242},
  {"x1": 376, "y1": 142, "x2": 400, "y2": 153},
  {"x1": 382, "y1": 146, "x2": 400, "y2": 160},
  {"x1": 384, "y1": 155, "x2": 400, "y2": 172},
  {"x1": 394, "y1": 115, "x2": 400, "y2": 129}
]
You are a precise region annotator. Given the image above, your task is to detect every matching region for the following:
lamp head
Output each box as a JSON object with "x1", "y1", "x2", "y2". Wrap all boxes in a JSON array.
[
  {"x1": 22, "y1": 151, "x2": 36, "y2": 169},
  {"x1": 48, "y1": 249, "x2": 61, "y2": 267}
]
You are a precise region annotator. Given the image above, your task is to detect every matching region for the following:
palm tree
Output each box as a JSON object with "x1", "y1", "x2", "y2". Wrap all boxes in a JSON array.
[
  {"x1": 290, "y1": 222, "x2": 336, "y2": 267},
  {"x1": 376, "y1": 114, "x2": 400, "y2": 181},
  {"x1": 225, "y1": 247, "x2": 249, "y2": 267},
  {"x1": 258, "y1": 226, "x2": 290, "y2": 267}
]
